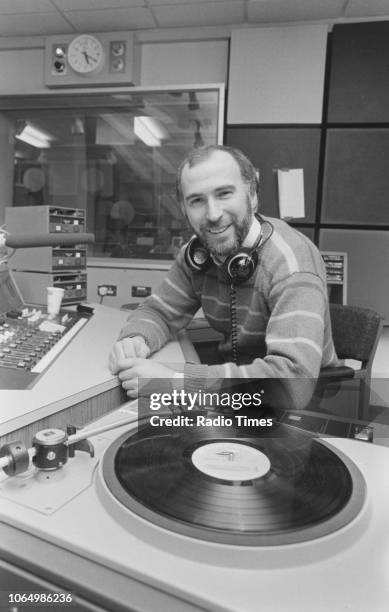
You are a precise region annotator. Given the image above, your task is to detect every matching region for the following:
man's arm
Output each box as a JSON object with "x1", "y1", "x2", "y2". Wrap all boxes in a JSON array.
[
  {"x1": 109, "y1": 249, "x2": 201, "y2": 391},
  {"x1": 117, "y1": 250, "x2": 200, "y2": 352}
]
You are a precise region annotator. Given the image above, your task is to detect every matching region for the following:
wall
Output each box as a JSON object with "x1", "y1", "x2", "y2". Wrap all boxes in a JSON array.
[
  {"x1": 86, "y1": 261, "x2": 171, "y2": 309},
  {"x1": 0, "y1": 30, "x2": 230, "y2": 93},
  {"x1": 141, "y1": 39, "x2": 228, "y2": 86},
  {"x1": 0, "y1": 48, "x2": 45, "y2": 94}
]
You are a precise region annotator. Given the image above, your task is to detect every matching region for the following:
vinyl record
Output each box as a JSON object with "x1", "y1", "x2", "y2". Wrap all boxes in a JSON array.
[{"x1": 102, "y1": 413, "x2": 366, "y2": 546}]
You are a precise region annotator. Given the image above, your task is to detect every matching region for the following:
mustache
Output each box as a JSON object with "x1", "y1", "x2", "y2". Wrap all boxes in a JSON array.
[
  {"x1": 200, "y1": 216, "x2": 237, "y2": 231},
  {"x1": 201, "y1": 222, "x2": 229, "y2": 232}
]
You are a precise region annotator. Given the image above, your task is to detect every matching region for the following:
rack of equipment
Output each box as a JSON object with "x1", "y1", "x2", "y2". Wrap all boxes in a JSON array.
[
  {"x1": 321, "y1": 251, "x2": 347, "y2": 304},
  {"x1": 5, "y1": 206, "x2": 88, "y2": 306}
]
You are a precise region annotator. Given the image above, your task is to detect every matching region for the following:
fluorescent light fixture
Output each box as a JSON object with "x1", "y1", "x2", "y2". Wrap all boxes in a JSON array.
[
  {"x1": 16, "y1": 123, "x2": 54, "y2": 149},
  {"x1": 134, "y1": 116, "x2": 168, "y2": 147}
]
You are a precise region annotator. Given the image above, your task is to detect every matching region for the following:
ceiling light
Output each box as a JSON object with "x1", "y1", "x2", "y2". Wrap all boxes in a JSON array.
[
  {"x1": 134, "y1": 116, "x2": 168, "y2": 147},
  {"x1": 16, "y1": 123, "x2": 54, "y2": 149}
]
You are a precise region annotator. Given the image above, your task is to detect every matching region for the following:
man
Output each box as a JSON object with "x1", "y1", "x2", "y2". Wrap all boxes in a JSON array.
[{"x1": 108, "y1": 145, "x2": 338, "y2": 409}]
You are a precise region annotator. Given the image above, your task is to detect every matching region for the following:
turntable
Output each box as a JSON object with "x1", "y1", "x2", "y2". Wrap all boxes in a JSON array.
[{"x1": 0, "y1": 405, "x2": 388, "y2": 612}]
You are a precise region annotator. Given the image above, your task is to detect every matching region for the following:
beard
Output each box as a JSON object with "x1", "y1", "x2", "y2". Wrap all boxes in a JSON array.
[{"x1": 196, "y1": 197, "x2": 253, "y2": 259}]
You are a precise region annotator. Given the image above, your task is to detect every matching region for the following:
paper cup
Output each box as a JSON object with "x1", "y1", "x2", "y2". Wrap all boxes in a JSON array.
[{"x1": 47, "y1": 286, "x2": 65, "y2": 316}]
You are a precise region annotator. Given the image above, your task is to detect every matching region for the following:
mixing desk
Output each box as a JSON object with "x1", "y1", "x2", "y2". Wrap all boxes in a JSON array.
[
  {"x1": 0, "y1": 265, "x2": 92, "y2": 390},
  {"x1": 0, "y1": 307, "x2": 90, "y2": 390}
]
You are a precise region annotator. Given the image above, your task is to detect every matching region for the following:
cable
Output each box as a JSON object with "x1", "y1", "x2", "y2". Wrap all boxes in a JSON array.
[
  {"x1": 228, "y1": 218, "x2": 274, "y2": 366},
  {"x1": 230, "y1": 281, "x2": 239, "y2": 365},
  {"x1": 97, "y1": 285, "x2": 108, "y2": 305}
]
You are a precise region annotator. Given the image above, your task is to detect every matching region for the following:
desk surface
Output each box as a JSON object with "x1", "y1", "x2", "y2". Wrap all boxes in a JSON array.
[{"x1": 0, "y1": 303, "x2": 188, "y2": 438}]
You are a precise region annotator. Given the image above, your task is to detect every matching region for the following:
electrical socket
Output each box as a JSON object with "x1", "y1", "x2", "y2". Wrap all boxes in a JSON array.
[
  {"x1": 97, "y1": 284, "x2": 117, "y2": 297},
  {"x1": 131, "y1": 285, "x2": 151, "y2": 298}
]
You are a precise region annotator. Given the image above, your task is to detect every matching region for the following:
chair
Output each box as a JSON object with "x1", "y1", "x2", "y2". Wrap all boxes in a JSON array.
[{"x1": 316, "y1": 304, "x2": 384, "y2": 421}]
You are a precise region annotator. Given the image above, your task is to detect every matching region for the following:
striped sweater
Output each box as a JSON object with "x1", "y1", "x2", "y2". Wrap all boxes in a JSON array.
[{"x1": 119, "y1": 216, "x2": 339, "y2": 408}]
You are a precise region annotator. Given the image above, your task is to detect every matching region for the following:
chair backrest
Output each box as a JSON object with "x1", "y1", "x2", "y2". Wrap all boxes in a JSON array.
[{"x1": 329, "y1": 303, "x2": 383, "y2": 366}]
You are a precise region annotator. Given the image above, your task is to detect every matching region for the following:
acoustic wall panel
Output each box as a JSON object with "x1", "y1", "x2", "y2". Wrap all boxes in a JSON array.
[
  {"x1": 226, "y1": 128, "x2": 321, "y2": 222},
  {"x1": 322, "y1": 129, "x2": 389, "y2": 225},
  {"x1": 228, "y1": 25, "x2": 327, "y2": 124},
  {"x1": 320, "y1": 229, "x2": 389, "y2": 323},
  {"x1": 293, "y1": 227, "x2": 315, "y2": 243},
  {"x1": 328, "y1": 22, "x2": 389, "y2": 123}
]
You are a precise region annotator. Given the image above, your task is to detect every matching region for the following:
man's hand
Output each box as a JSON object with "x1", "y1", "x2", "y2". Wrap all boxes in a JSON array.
[
  {"x1": 109, "y1": 336, "x2": 150, "y2": 375},
  {"x1": 115, "y1": 357, "x2": 175, "y2": 398}
]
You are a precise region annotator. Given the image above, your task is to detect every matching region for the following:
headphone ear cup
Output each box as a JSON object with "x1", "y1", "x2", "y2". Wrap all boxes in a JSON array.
[
  {"x1": 184, "y1": 236, "x2": 212, "y2": 272},
  {"x1": 225, "y1": 249, "x2": 259, "y2": 283}
]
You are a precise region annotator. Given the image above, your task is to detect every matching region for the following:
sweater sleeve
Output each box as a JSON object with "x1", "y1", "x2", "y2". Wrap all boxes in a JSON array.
[
  {"x1": 118, "y1": 249, "x2": 201, "y2": 353},
  {"x1": 182, "y1": 271, "x2": 328, "y2": 410}
]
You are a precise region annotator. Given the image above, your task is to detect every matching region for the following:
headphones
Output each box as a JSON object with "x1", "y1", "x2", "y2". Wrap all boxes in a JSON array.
[{"x1": 184, "y1": 223, "x2": 264, "y2": 284}]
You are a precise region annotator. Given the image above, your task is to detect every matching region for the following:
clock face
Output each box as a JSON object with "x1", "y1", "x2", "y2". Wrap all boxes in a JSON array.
[{"x1": 68, "y1": 35, "x2": 105, "y2": 75}]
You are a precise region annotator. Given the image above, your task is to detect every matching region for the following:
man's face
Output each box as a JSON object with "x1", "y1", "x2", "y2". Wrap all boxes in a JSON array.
[{"x1": 180, "y1": 150, "x2": 257, "y2": 258}]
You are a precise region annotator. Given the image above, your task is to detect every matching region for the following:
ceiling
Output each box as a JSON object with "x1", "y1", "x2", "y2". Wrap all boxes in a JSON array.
[{"x1": 0, "y1": 0, "x2": 388, "y2": 38}]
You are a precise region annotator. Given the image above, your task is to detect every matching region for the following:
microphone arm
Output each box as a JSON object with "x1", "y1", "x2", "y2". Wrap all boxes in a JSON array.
[{"x1": 0, "y1": 232, "x2": 95, "y2": 249}]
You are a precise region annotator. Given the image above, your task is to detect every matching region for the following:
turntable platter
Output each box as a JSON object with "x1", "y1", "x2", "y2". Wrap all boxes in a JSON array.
[{"x1": 102, "y1": 416, "x2": 366, "y2": 546}]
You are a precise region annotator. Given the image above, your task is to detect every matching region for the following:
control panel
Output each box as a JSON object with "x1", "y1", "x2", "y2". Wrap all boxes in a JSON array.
[{"x1": 0, "y1": 307, "x2": 91, "y2": 390}]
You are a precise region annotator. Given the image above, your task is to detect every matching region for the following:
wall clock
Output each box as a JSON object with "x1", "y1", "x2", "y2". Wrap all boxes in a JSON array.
[
  {"x1": 67, "y1": 34, "x2": 105, "y2": 75},
  {"x1": 45, "y1": 31, "x2": 139, "y2": 87}
]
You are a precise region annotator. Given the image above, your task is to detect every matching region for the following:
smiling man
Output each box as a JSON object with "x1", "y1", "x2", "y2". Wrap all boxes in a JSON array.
[
  {"x1": 181, "y1": 147, "x2": 254, "y2": 259},
  {"x1": 108, "y1": 145, "x2": 339, "y2": 409}
]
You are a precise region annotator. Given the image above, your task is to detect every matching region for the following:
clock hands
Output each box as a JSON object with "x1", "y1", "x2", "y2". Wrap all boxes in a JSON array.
[{"x1": 82, "y1": 50, "x2": 98, "y2": 65}]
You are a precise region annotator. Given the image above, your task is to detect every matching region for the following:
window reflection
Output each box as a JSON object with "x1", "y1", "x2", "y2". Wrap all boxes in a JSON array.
[{"x1": 0, "y1": 86, "x2": 223, "y2": 260}]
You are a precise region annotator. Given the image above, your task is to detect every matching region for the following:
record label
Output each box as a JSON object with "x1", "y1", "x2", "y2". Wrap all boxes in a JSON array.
[{"x1": 191, "y1": 442, "x2": 271, "y2": 481}]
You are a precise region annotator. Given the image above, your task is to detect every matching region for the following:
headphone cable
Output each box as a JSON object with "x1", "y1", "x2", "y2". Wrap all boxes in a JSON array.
[
  {"x1": 230, "y1": 281, "x2": 239, "y2": 365},
  {"x1": 228, "y1": 218, "x2": 274, "y2": 366}
]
